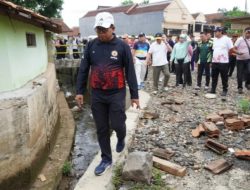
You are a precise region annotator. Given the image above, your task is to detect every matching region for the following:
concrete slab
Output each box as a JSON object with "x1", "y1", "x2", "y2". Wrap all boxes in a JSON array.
[{"x1": 74, "y1": 90, "x2": 151, "y2": 190}]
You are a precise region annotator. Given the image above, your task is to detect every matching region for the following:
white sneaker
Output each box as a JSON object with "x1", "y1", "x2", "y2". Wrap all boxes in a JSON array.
[
  {"x1": 163, "y1": 87, "x2": 169, "y2": 91},
  {"x1": 204, "y1": 86, "x2": 209, "y2": 90},
  {"x1": 195, "y1": 86, "x2": 200, "y2": 90},
  {"x1": 153, "y1": 91, "x2": 158, "y2": 95}
]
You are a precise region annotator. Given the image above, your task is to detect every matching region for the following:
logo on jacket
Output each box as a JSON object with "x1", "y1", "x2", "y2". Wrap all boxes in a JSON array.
[{"x1": 111, "y1": 50, "x2": 118, "y2": 60}]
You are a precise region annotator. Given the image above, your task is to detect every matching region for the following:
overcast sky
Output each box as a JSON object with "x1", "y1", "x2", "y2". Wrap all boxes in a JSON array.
[{"x1": 62, "y1": 0, "x2": 249, "y2": 27}]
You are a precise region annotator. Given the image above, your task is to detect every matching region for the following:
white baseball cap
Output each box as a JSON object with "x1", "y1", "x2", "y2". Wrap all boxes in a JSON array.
[{"x1": 94, "y1": 12, "x2": 114, "y2": 29}]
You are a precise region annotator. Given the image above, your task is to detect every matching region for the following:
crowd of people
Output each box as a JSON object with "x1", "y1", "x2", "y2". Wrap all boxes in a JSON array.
[
  {"x1": 121, "y1": 27, "x2": 250, "y2": 96},
  {"x1": 54, "y1": 34, "x2": 88, "y2": 60}
]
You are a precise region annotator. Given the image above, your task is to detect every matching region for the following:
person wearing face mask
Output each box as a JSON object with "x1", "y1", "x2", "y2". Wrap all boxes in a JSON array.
[
  {"x1": 75, "y1": 12, "x2": 139, "y2": 176},
  {"x1": 170, "y1": 34, "x2": 192, "y2": 88}
]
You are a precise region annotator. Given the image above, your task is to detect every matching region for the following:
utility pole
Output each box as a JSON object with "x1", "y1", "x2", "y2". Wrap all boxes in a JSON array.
[{"x1": 245, "y1": 0, "x2": 248, "y2": 14}]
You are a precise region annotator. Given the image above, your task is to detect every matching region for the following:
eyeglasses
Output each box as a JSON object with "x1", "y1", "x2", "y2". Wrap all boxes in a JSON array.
[{"x1": 95, "y1": 27, "x2": 109, "y2": 34}]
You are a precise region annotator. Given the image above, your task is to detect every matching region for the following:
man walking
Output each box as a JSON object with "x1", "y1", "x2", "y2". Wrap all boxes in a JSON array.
[
  {"x1": 132, "y1": 33, "x2": 150, "y2": 89},
  {"x1": 146, "y1": 33, "x2": 172, "y2": 94},
  {"x1": 210, "y1": 27, "x2": 234, "y2": 96},
  {"x1": 195, "y1": 32, "x2": 213, "y2": 90},
  {"x1": 75, "y1": 12, "x2": 139, "y2": 176},
  {"x1": 234, "y1": 27, "x2": 250, "y2": 93}
]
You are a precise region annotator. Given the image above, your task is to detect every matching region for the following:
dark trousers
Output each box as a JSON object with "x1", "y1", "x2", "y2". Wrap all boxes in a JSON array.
[
  {"x1": 73, "y1": 49, "x2": 80, "y2": 59},
  {"x1": 211, "y1": 63, "x2": 229, "y2": 92},
  {"x1": 175, "y1": 62, "x2": 190, "y2": 87},
  {"x1": 237, "y1": 59, "x2": 250, "y2": 89},
  {"x1": 186, "y1": 62, "x2": 192, "y2": 86},
  {"x1": 197, "y1": 62, "x2": 210, "y2": 87},
  {"x1": 91, "y1": 88, "x2": 126, "y2": 162},
  {"x1": 228, "y1": 56, "x2": 236, "y2": 76}
]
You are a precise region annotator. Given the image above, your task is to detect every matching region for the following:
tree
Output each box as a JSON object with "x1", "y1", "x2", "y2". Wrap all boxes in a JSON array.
[
  {"x1": 121, "y1": 0, "x2": 134, "y2": 5},
  {"x1": 10, "y1": 0, "x2": 63, "y2": 18},
  {"x1": 218, "y1": 7, "x2": 249, "y2": 34},
  {"x1": 218, "y1": 6, "x2": 248, "y2": 17}
]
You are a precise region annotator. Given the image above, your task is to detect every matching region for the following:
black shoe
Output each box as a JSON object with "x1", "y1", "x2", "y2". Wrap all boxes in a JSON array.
[
  {"x1": 209, "y1": 89, "x2": 216, "y2": 94},
  {"x1": 221, "y1": 91, "x2": 227, "y2": 96},
  {"x1": 246, "y1": 84, "x2": 250, "y2": 90},
  {"x1": 238, "y1": 88, "x2": 243, "y2": 94},
  {"x1": 116, "y1": 138, "x2": 125, "y2": 153}
]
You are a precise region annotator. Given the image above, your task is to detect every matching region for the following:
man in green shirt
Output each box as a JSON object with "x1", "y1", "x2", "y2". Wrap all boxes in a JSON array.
[{"x1": 195, "y1": 32, "x2": 213, "y2": 90}]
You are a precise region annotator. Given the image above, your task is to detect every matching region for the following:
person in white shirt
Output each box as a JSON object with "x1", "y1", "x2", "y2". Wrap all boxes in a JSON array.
[
  {"x1": 210, "y1": 27, "x2": 235, "y2": 96},
  {"x1": 146, "y1": 33, "x2": 172, "y2": 94},
  {"x1": 234, "y1": 27, "x2": 250, "y2": 94}
]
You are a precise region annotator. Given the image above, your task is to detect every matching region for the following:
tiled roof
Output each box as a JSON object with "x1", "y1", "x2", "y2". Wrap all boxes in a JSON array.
[
  {"x1": 0, "y1": 0, "x2": 61, "y2": 33},
  {"x1": 51, "y1": 18, "x2": 72, "y2": 33},
  {"x1": 192, "y1": 13, "x2": 200, "y2": 19},
  {"x1": 205, "y1": 13, "x2": 225, "y2": 24},
  {"x1": 82, "y1": 0, "x2": 172, "y2": 18}
]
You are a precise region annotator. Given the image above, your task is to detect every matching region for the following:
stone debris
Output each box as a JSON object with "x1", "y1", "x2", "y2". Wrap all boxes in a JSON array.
[
  {"x1": 142, "y1": 112, "x2": 159, "y2": 120},
  {"x1": 241, "y1": 118, "x2": 250, "y2": 128},
  {"x1": 206, "y1": 113, "x2": 224, "y2": 122},
  {"x1": 205, "y1": 139, "x2": 228, "y2": 155},
  {"x1": 234, "y1": 150, "x2": 250, "y2": 160},
  {"x1": 225, "y1": 118, "x2": 245, "y2": 131},
  {"x1": 152, "y1": 148, "x2": 175, "y2": 160},
  {"x1": 202, "y1": 122, "x2": 220, "y2": 138},
  {"x1": 218, "y1": 109, "x2": 237, "y2": 119},
  {"x1": 192, "y1": 124, "x2": 205, "y2": 138},
  {"x1": 38, "y1": 174, "x2": 47, "y2": 182},
  {"x1": 168, "y1": 105, "x2": 181, "y2": 113},
  {"x1": 122, "y1": 152, "x2": 153, "y2": 184},
  {"x1": 204, "y1": 93, "x2": 217, "y2": 99},
  {"x1": 204, "y1": 159, "x2": 233, "y2": 174},
  {"x1": 153, "y1": 156, "x2": 187, "y2": 177}
]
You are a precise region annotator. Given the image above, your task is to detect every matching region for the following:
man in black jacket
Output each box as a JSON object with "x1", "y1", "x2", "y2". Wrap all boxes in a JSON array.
[{"x1": 75, "y1": 12, "x2": 139, "y2": 176}]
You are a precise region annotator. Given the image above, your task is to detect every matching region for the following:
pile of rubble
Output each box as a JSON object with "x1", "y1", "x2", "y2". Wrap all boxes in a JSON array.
[{"x1": 191, "y1": 109, "x2": 250, "y2": 174}]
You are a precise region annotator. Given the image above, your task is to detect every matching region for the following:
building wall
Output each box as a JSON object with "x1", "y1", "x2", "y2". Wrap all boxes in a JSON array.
[
  {"x1": 0, "y1": 14, "x2": 48, "y2": 92},
  {"x1": 0, "y1": 63, "x2": 59, "y2": 185},
  {"x1": 79, "y1": 11, "x2": 164, "y2": 37},
  {"x1": 163, "y1": 0, "x2": 194, "y2": 29}
]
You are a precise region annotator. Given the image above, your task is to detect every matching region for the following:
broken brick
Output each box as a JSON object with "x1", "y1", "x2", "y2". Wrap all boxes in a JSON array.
[
  {"x1": 204, "y1": 159, "x2": 233, "y2": 174},
  {"x1": 202, "y1": 122, "x2": 220, "y2": 138},
  {"x1": 205, "y1": 139, "x2": 228, "y2": 155},
  {"x1": 218, "y1": 109, "x2": 237, "y2": 119},
  {"x1": 142, "y1": 112, "x2": 159, "y2": 119},
  {"x1": 174, "y1": 98, "x2": 184, "y2": 105},
  {"x1": 153, "y1": 156, "x2": 186, "y2": 177},
  {"x1": 152, "y1": 148, "x2": 175, "y2": 160},
  {"x1": 192, "y1": 124, "x2": 205, "y2": 138},
  {"x1": 225, "y1": 118, "x2": 245, "y2": 131},
  {"x1": 241, "y1": 118, "x2": 250, "y2": 128},
  {"x1": 206, "y1": 113, "x2": 224, "y2": 123},
  {"x1": 235, "y1": 150, "x2": 250, "y2": 160}
]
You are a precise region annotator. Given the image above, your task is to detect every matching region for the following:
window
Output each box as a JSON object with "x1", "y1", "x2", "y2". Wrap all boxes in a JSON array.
[
  {"x1": 26, "y1": 33, "x2": 36, "y2": 47},
  {"x1": 195, "y1": 23, "x2": 202, "y2": 32}
]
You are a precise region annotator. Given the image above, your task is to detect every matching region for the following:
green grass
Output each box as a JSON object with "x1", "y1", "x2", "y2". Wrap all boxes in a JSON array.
[
  {"x1": 112, "y1": 164, "x2": 123, "y2": 189},
  {"x1": 62, "y1": 161, "x2": 72, "y2": 176},
  {"x1": 238, "y1": 98, "x2": 250, "y2": 114}
]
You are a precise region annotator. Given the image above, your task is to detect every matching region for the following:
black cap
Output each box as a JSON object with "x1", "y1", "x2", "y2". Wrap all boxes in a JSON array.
[
  {"x1": 138, "y1": 32, "x2": 145, "y2": 37},
  {"x1": 214, "y1": 27, "x2": 223, "y2": 32},
  {"x1": 154, "y1": 33, "x2": 162, "y2": 39}
]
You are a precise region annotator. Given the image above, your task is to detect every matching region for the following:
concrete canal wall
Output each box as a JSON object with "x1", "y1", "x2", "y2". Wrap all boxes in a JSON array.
[{"x1": 0, "y1": 63, "x2": 59, "y2": 189}]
